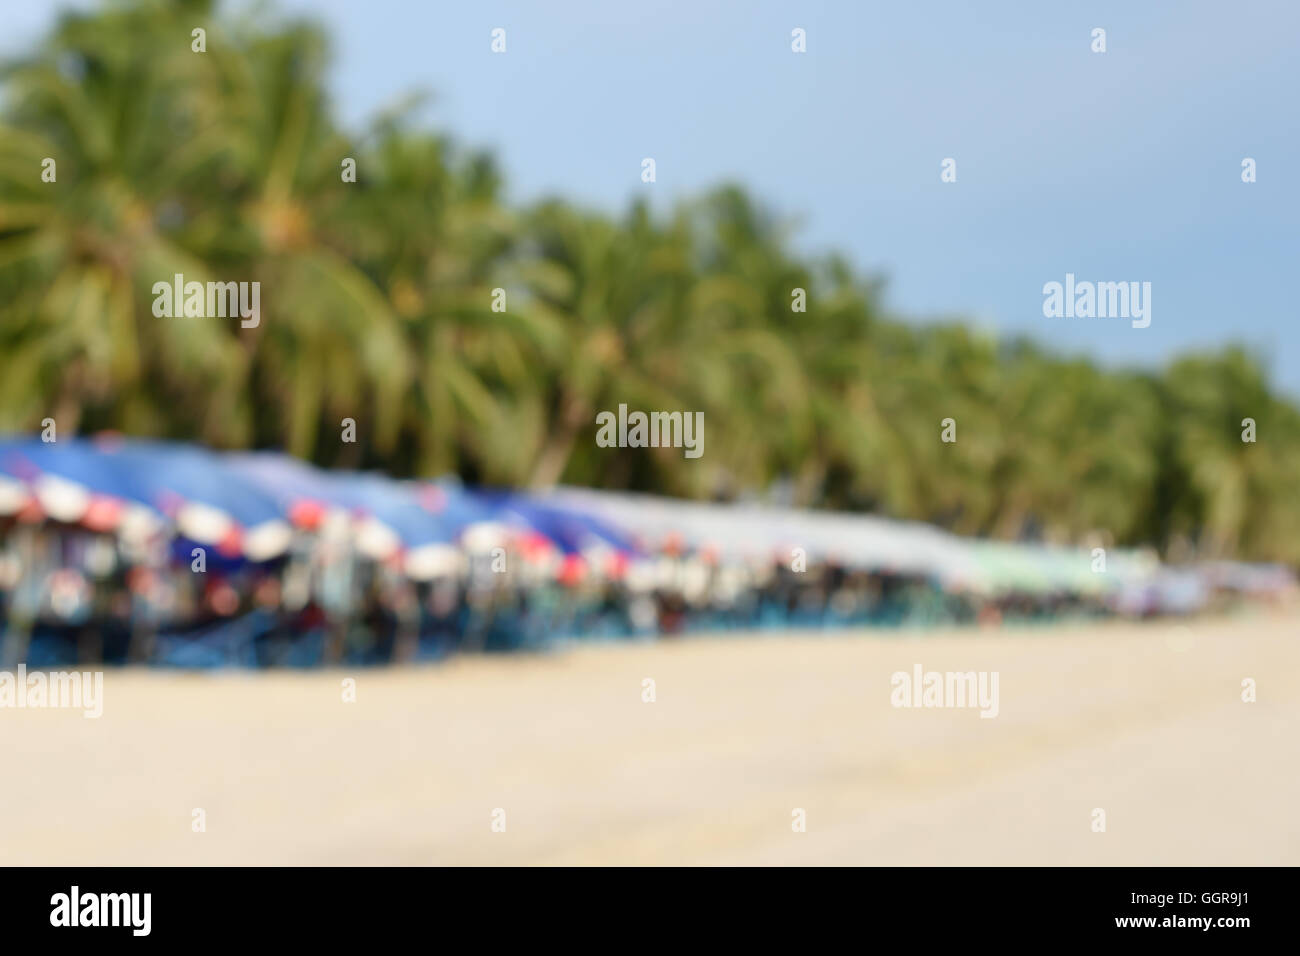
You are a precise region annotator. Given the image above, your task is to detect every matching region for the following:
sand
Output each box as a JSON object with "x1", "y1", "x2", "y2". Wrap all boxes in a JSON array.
[{"x1": 1, "y1": 612, "x2": 1297, "y2": 865}]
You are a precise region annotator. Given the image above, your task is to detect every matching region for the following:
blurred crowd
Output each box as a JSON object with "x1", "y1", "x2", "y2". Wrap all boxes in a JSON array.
[{"x1": 0, "y1": 522, "x2": 1097, "y2": 668}]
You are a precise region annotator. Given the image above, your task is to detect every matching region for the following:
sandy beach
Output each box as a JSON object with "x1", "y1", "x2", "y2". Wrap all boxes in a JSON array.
[{"x1": 2, "y1": 612, "x2": 1296, "y2": 866}]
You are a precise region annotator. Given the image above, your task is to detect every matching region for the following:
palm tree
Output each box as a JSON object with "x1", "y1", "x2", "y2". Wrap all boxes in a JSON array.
[
  {"x1": 519, "y1": 198, "x2": 703, "y2": 491},
  {"x1": 184, "y1": 13, "x2": 413, "y2": 462},
  {"x1": 342, "y1": 119, "x2": 556, "y2": 483},
  {"x1": 0, "y1": 0, "x2": 245, "y2": 438},
  {"x1": 1163, "y1": 348, "x2": 1299, "y2": 561}
]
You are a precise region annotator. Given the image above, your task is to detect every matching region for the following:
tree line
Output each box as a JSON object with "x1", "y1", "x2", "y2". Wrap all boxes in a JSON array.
[{"x1": 1, "y1": 0, "x2": 1297, "y2": 563}]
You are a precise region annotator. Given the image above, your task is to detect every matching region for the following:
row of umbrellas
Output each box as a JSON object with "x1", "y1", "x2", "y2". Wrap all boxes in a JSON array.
[
  {"x1": 0, "y1": 436, "x2": 634, "y2": 580},
  {"x1": 542, "y1": 487, "x2": 1163, "y2": 596},
  {"x1": 0, "y1": 435, "x2": 1201, "y2": 597}
]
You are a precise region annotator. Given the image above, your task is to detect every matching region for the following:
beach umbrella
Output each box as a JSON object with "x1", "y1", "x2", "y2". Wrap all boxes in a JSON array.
[
  {"x1": 106, "y1": 441, "x2": 292, "y2": 560},
  {"x1": 417, "y1": 480, "x2": 518, "y2": 558},
  {"x1": 225, "y1": 455, "x2": 468, "y2": 579},
  {"x1": 418, "y1": 480, "x2": 500, "y2": 531},
  {"x1": 222, "y1": 451, "x2": 359, "y2": 531},
  {"x1": 0, "y1": 436, "x2": 146, "y2": 526},
  {"x1": 496, "y1": 492, "x2": 639, "y2": 555},
  {"x1": 482, "y1": 490, "x2": 645, "y2": 580},
  {"x1": 415, "y1": 482, "x2": 521, "y2": 556},
  {"x1": 326, "y1": 473, "x2": 463, "y2": 579},
  {"x1": 0, "y1": 435, "x2": 165, "y2": 539},
  {"x1": 0, "y1": 436, "x2": 291, "y2": 560}
]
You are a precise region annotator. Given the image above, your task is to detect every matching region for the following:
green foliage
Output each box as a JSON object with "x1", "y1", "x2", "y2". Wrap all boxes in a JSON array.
[{"x1": 1, "y1": 1, "x2": 1296, "y2": 563}]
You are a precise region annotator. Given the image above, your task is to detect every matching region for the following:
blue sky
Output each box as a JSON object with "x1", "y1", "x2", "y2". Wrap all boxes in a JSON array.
[{"x1": 11, "y1": 1, "x2": 1300, "y2": 393}]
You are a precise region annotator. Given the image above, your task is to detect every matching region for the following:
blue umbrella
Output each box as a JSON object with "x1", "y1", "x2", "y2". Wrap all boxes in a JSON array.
[
  {"x1": 223, "y1": 451, "x2": 358, "y2": 524},
  {"x1": 0, "y1": 436, "x2": 291, "y2": 560},
  {"x1": 473, "y1": 490, "x2": 641, "y2": 556},
  {"x1": 0, "y1": 435, "x2": 156, "y2": 506},
  {"x1": 343, "y1": 473, "x2": 460, "y2": 551},
  {"x1": 106, "y1": 440, "x2": 286, "y2": 529},
  {"x1": 226, "y1": 454, "x2": 467, "y2": 578},
  {"x1": 420, "y1": 479, "x2": 504, "y2": 536}
]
